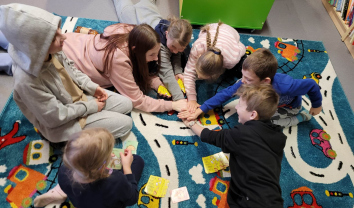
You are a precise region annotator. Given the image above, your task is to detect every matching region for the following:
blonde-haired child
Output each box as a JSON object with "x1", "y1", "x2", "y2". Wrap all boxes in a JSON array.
[
  {"x1": 34, "y1": 128, "x2": 144, "y2": 207},
  {"x1": 179, "y1": 48, "x2": 321, "y2": 128},
  {"x1": 181, "y1": 84, "x2": 286, "y2": 207},
  {"x1": 184, "y1": 21, "x2": 246, "y2": 112},
  {"x1": 113, "y1": 0, "x2": 192, "y2": 101}
]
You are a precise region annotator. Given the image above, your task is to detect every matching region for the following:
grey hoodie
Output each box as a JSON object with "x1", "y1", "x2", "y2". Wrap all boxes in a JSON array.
[{"x1": 0, "y1": 4, "x2": 99, "y2": 142}]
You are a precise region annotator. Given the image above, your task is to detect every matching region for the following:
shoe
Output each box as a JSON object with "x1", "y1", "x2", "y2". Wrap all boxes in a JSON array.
[
  {"x1": 296, "y1": 110, "x2": 312, "y2": 123},
  {"x1": 34, "y1": 185, "x2": 67, "y2": 207}
]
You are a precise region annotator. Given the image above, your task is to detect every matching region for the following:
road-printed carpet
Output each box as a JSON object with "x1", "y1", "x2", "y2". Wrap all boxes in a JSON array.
[{"x1": 0, "y1": 15, "x2": 354, "y2": 208}]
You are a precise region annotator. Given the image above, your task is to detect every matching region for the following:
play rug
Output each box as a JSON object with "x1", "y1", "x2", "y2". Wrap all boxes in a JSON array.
[{"x1": 0, "y1": 15, "x2": 354, "y2": 208}]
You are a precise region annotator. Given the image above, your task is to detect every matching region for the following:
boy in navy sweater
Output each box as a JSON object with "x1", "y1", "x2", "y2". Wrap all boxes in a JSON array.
[
  {"x1": 179, "y1": 48, "x2": 322, "y2": 128},
  {"x1": 181, "y1": 84, "x2": 286, "y2": 207}
]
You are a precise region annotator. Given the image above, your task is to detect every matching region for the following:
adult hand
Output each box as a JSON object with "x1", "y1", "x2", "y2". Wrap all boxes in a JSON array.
[
  {"x1": 178, "y1": 108, "x2": 203, "y2": 121},
  {"x1": 94, "y1": 86, "x2": 108, "y2": 102},
  {"x1": 187, "y1": 100, "x2": 200, "y2": 113},
  {"x1": 95, "y1": 99, "x2": 105, "y2": 112},
  {"x1": 172, "y1": 99, "x2": 188, "y2": 112},
  {"x1": 309, "y1": 106, "x2": 322, "y2": 116}
]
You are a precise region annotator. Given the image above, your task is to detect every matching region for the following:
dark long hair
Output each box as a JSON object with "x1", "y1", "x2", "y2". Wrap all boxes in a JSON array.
[
  {"x1": 94, "y1": 23, "x2": 161, "y2": 93},
  {"x1": 94, "y1": 23, "x2": 133, "y2": 76},
  {"x1": 128, "y1": 24, "x2": 161, "y2": 93}
]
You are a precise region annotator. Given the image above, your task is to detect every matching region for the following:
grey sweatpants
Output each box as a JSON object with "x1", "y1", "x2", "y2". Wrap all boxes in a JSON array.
[
  {"x1": 84, "y1": 90, "x2": 133, "y2": 139},
  {"x1": 271, "y1": 105, "x2": 302, "y2": 128},
  {"x1": 113, "y1": 0, "x2": 162, "y2": 29}
]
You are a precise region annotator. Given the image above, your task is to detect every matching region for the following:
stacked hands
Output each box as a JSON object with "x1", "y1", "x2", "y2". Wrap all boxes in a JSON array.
[
  {"x1": 151, "y1": 74, "x2": 203, "y2": 123},
  {"x1": 177, "y1": 100, "x2": 202, "y2": 123}
]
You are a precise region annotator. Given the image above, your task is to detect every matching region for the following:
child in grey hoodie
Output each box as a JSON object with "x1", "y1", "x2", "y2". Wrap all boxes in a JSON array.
[{"x1": 0, "y1": 3, "x2": 133, "y2": 143}]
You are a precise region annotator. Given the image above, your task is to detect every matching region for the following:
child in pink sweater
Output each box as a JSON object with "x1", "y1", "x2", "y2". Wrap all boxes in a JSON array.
[
  {"x1": 63, "y1": 23, "x2": 187, "y2": 113},
  {"x1": 184, "y1": 22, "x2": 246, "y2": 112}
]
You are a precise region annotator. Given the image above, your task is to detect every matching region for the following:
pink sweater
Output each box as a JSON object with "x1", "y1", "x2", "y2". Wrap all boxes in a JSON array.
[
  {"x1": 63, "y1": 24, "x2": 172, "y2": 112},
  {"x1": 184, "y1": 23, "x2": 246, "y2": 101}
]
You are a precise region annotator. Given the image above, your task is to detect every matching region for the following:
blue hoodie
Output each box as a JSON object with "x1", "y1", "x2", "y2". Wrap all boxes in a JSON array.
[{"x1": 200, "y1": 73, "x2": 322, "y2": 113}]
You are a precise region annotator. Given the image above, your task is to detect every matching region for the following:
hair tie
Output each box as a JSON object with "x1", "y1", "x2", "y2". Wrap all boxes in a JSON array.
[
  {"x1": 98, "y1": 160, "x2": 106, "y2": 170},
  {"x1": 212, "y1": 50, "x2": 221, "y2": 55}
]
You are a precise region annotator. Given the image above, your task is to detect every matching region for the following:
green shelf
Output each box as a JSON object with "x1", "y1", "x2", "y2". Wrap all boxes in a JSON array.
[{"x1": 180, "y1": 0, "x2": 274, "y2": 30}]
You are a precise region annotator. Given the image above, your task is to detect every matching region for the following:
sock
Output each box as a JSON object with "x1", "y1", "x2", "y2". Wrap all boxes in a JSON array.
[
  {"x1": 34, "y1": 184, "x2": 67, "y2": 207},
  {"x1": 296, "y1": 110, "x2": 312, "y2": 123}
]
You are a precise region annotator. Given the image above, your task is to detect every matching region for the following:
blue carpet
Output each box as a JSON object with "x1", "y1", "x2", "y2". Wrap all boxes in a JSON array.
[{"x1": 0, "y1": 15, "x2": 354, "y2": 208}]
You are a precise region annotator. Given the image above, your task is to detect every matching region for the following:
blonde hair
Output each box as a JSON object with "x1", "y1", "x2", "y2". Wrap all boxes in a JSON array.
[
  {"x1": 242, "y1": 48, "x2": 278, "y2": 81},
  {"x1": 63, "y1": 128, "x2": 115, "y2": 183},
  {"x1": 196, "y1": 21, "x2": 224, "y2": 81},
  {"x1": 236, "y1": 84, "x2": 279, "y2": 120},
  {"x1": 167, "y1": 16, "x2": 192, "y2": 47}
]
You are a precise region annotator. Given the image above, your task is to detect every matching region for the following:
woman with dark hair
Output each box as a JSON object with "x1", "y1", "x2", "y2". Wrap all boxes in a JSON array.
[{"x1": 63, "y1": 23, "x2": 187, "y2": 112}]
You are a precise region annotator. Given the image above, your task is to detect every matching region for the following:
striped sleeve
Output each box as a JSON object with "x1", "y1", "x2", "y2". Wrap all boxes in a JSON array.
[
  {"x1": 183, "y1": 23, "x2": 246, "y2": 101},
  {"x1": 183, "y1": 38, "x2": 206, "y2": 101}
]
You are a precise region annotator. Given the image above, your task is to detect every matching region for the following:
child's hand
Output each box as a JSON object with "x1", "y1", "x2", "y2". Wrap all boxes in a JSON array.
[
  {"x1": 120, "y1": 149, "x2": 133, "y2": 169},
  {"x1": 175, "y1": 73, "x2": 184, "y2": 82},
  {"x1": 95, "y1": 99, "x2": 105, "y2": 112},
  {"x1": 178, "y1": 108, "x2": 202, "y2": 121},
  {"x1": 187, "y1": 100, "x2": 200, "y2": 113},
  {"x1": 94, "y1": 86, "x2": 108, "y2": 102},
  {"x1": 309, "y1": 106, "x2": 322, "y2": 115},
  {"x1": 172, "y1": 99, "x2": 188, "y2": 112}
]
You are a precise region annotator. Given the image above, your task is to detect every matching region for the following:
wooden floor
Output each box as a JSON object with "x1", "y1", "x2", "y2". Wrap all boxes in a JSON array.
[{"x1": 1, "y1": 0, "x2": 354, "y2": 112}]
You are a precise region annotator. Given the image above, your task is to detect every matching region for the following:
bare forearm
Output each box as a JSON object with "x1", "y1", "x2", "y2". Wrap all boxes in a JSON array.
[{"x1": 189, "y1": 122, "x2": 204, "y2": 137}]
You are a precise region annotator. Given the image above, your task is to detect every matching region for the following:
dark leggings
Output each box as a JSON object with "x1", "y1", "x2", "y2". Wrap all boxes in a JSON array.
[{"x1": 131, "y1": 154, "x2": 144, "y2": 182}]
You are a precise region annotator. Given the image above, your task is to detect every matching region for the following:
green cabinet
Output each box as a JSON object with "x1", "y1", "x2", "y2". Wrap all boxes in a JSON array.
[{"x1": 180, "y1": 0, "x2": 275, "y2": 30}]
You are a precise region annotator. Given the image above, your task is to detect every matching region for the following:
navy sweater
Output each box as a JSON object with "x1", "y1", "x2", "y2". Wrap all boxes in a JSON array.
[{"x1": 58, "y1": 165, "x2": 138, "y2": 208}]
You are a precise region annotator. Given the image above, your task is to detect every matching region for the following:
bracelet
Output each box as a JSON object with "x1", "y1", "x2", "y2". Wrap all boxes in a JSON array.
[{"x1": 188, "y1": 120, "x2": 197, "y2": 128}]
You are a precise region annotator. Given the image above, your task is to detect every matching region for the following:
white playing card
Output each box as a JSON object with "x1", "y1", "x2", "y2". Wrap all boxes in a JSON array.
[{"x1": 170, "y1": 186, "x2": 190, "y2": 203}]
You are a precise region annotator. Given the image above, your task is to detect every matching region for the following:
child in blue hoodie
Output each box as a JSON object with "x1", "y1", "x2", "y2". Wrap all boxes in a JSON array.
[
  {"x1": 113, "y1": 0, "x2": 192, "y2": 101},
  {"x1": 182, "y1": 84, "x2": 286, "y2": 207}
]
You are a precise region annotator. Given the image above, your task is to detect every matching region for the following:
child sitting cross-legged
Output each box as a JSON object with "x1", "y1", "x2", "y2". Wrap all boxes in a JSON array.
[
  {"x1": 181, "y1": 84, "x2": 286, "y2": 208},
  {"x1": 0, "y1": 3, "x2": 133, "y2": 143},
  {"x1": 179, "y1": 48, "x2": 323, "y2": 128},
  {"x1": 34, "y1": 128, "x2": 144, "y2": 208}
]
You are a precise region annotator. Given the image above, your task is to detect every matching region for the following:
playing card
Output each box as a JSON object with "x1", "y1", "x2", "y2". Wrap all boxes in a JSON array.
[
  {"x1": 170, "y1": 186, "x2": 190, "y2": 203},
  {"x1": 123, "y1": 140, "x2": 138, "y2": 154}
]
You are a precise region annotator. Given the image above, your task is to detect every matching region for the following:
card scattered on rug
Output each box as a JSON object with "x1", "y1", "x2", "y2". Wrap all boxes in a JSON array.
[{"x1": 0, "y1": 15, "x2": 354, "y2": 208}]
